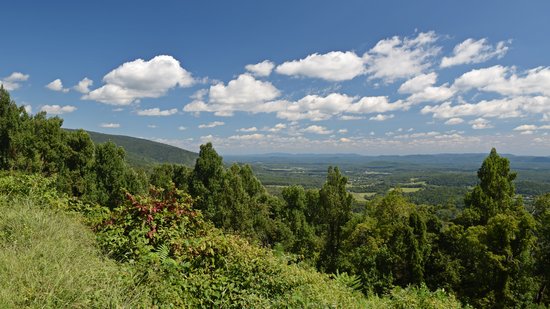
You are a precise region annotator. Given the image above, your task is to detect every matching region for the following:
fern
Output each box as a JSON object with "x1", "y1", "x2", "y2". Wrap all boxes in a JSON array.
[{"x1": 332, "y1": 270, "x2": 363, "y2": 291}]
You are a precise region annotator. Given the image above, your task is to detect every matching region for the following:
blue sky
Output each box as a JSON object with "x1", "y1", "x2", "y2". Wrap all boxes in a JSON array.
[{"x1": 3, "y1": 0, "x2": 550, "y2": 155}]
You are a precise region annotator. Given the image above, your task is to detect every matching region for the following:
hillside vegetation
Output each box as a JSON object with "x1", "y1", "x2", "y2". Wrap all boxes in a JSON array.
[
  {"x1": 2, "y1": 86, "x2": 550, "y2": 307},
  {"x1": 83, "y1": 130, "x2": 197, "y2": 168}
]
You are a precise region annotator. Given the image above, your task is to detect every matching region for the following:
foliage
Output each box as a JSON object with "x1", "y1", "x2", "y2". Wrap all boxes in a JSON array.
[
  {"x1": 317, "y1": 166, "x2": 353, "y2": 273},
  {"x1": 446, "y1": 148, "x2": 539, "y2": 308},
  {"x1": 534, "y1": 193, "x2": 550, "y2": 304}
]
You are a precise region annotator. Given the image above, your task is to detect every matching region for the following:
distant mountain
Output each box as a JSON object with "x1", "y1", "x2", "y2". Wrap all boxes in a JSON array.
[
  {"x1": 77, "y1": 130, "x2": 198, "y2": 168},
  {"x1": 225, "y1": 152, "x2": 550, "y2": 171}
]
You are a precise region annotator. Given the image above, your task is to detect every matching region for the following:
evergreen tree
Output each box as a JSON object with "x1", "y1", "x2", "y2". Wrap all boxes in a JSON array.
[
  {"x1": 318, "y1": 166, "x2": 352, "y2": 273},
  {"x1": 534, "y1": 194, "x2": 550, "y2": 305},
  {"x1": 462, "y1": 147, "x2": 519, "y2": 225},
  {"x1": 452, "y1": 148, "x2": 537, "y2": 307},
  {"x1": 0, "y1": 86, "x2": 27, "y2": 169},
  {"x1": 189, "y1": 142, "x2": 224, "y2": 217}
]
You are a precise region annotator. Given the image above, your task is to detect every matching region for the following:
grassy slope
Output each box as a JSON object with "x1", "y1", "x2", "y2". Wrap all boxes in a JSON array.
[
  {"x1": 80, "y1": 130, "x2": 197, "y2": 168},
  {"x1": 0, "y1": 197, "x2": 150, "y2": 308}
]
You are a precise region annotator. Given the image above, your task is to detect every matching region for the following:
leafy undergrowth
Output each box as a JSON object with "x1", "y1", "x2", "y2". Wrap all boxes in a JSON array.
[{"x1": 0, "y1": 174, "x2": 464, "y2": 308}]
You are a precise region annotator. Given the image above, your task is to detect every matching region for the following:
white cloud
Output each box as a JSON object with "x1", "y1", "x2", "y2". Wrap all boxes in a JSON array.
[
  {"x1": 369, "y1": 114, "x2": 394, "y2": 121},
  {"x1": 73, "y1": 77, "x2": 93, "y2": 93},
  {"x1": 398, "y1": 72, "x2": 454, "y2": 103},
  {"x1": 453, "y1": 65, "x2": 550, "y2": 96},
  {"x1": 178, "y1": 126, "x2": 187, "y2": 131},
  {"x1": 198, "y1": 121, "x2": 225, "y2": 129},
  {"x1": 237, "y1": 127, "x2": 258, "y2": 132},
  {"x1": 45, "y1": 79, "x2": 69, "y2": 93},
  {"x1": 147, "y1": 124, "x2": 157, "y2": 128},
  {"x1": 399, "y1": 72, "x2": 438, "y2": 93},
  {"x1": 84, "y1": 55, "x2": 194, "y2": 105},
  {"x1": 40, "y1": 105, "x2": 77, "y2": 115},
  {"x1": 184, "y1": 74, "x2": 280, "y2": 116},
  {"x1": 277, "y1": 94, "x2": 409, "y2": 122},
  {"x1": 340, "y1": 137, "x2": 351, "y2": 143},
  {"x1": 276, "y1": 51, "x2": 365, "y2": 81},
  {"x1": 513, "y1": 124, "x2": 550, "y2": 135},
  {"x1": 469, "y1": 118, "x2": 493, "y2": 129},
  {"x1": 421, "y1": 96, "x2": 550, "y2": 119},
  {"x1": 186, "y1": 87, "x2": 409, "y2": 122},
  {"x1": 441, "y1": 38, "x2": 509, "y2": 68},
  {"x1": 514, "y1": 124, "x2": 537, "y2": 131},
  {"x1": 339, "y1": 115, "x2": 364, "y2": 120},
  {"x1": 264, "y1": 123, "x2": 287, "y2": 132},
  {"x1": 338, "y1": 129, "x2": 348, "y2": 134},
  {"x1": 100, "y1": 123, "x2": 120, "y2": 128},
  {"x1": 209, "y1": 74, "x2": 279, "y2": 105},
  {"x1": 1, "y1": 72, "x2": 29, "y2": 91},
  {"x1": 245, "y1": 60, "x2": 275, "y2": 77},
  {"x1": 444, "y1": 117, "x2": 464, "y2": 125},
  {"x1": 363, "y1": 31, "x2": 440, "y2": 83},
  {"x1": 24, "y1": 105, "x2": 32, "y2": 114},
  {"x1": 137, "y1": 107, "x2": 178, "y2": 116},
  {"x1": 229, "y1": 133, "x2": 265, "y2": 140},
  {"x1": 302, "y1": 125, "x2": 333, "y2": 135}
]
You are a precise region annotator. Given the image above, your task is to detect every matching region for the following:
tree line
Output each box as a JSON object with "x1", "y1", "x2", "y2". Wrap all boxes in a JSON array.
[{"x1": 1, "y1": 86, "x2": 549, "y2": 307}]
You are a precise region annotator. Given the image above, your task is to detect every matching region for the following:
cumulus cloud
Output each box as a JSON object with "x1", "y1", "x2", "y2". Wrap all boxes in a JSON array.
[
  {"x1": 184, "y1": 74, "x2": 280, "y2": 117},
  {"x1": 421, "y1": 96, "x2": 550, "y2": 119},
  {"x1": 263, "y1": 123, "x2": 287, "y2": 132},
  {"x1": 339, "y1": 115, "x2": 364, "y2": 120},
  {"x1": 45, "y1": 79, "x2": 69, "y2": 93},
  {"x1": 198, "y1": 121, "x2": 225, "y2": 129},
  {"x1": 185, "y1": 86, "x2": 409, "y2": 122},
  {"x1": 469, "y1": 118, "x2": 493, "y2": 129},
  {"x1": 24, "y1": 105, "x2": 32, "y2": 114},
  {"x1": 514, "y1": 124, "x2": 550, "y2": 135},
  {"x1": 209, "y1": 74, "x2": 279, "y2": 105},
  {"x1": 40, "y1": 105, "x2": 77, "y2": 115},
  {"x1": 276, "y1": 51, "x2": 365, "y2": 81},
  {"x1": 1, "y1": 72, "x2": 29, "y2": 91},
  {"x1": 74, "y1": 77, "x2": 93, "y2": 93},
  {"x1": 453, "y1": 65, "x2": 550, "y2": 96},
  {"x1": 363, "y1": 31, "x2": 440, "y2": 83},
  {"x1": 444, "y1": 117, "x2": 464, "y2": 125},
  {"x1": 370, "y1": 114, "x2": 394, "y2": 121},
  {"x1": 338, "y1": 129, "x2": 348, "y2": 134},
  {"x1": 147, "y1": 124, "x2": 157, "y2": 128},
  {"x1": 137, "y1": 107, "x2": 178, "y2": 116},
  {"x1": 441, "y1": 38, "x2": 509, "y2": 68},
  {"x1": 229, "y1": 133, "x2": 265, "y2": 140},
  {"x1": 277, "y1": 94, "x2": 409, "y2": 121},
  {"x1": 178, "y1": 126, "x2": 186, "y2": 131},
  {"x1": 245, "y1": 60, "x2": 275, "y2": 77},
  {"x1": 398, "y1": 72, "x2": 454, "y2": 103},
  {"x1": 514, "y1": 124, "x2": 537, "y2": 131},
  {"x1": 100, "y1": 123, "x2": 120, "y2": 128},
  {"x1": 302, "y1": 125, "x2": 333, "y2": 135},
  {"x1": 237, "y1": 127, "x2": 258, "y2": 132},
  {"x1": 84, "y1": 55, "x2": 194, "y2": 105}
]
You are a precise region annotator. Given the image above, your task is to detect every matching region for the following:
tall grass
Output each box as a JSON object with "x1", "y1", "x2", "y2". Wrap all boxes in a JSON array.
[{"x1": 0, "y1": 197, "x2": 150, "y2": 308}]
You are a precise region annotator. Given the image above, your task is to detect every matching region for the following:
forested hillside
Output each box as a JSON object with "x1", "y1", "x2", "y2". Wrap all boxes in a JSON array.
[
  {"x1": 82, "y1": 130, "x2": 197, "y2": 168},
  {"x1": 1, "y1": 86, "x2": 549, "y2": 307}
]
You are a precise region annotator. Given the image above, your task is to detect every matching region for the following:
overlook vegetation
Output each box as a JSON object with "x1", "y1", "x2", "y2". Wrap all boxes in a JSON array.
[{"x1": 1, "y1": 86, "x2": 549, "y2": 308}]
